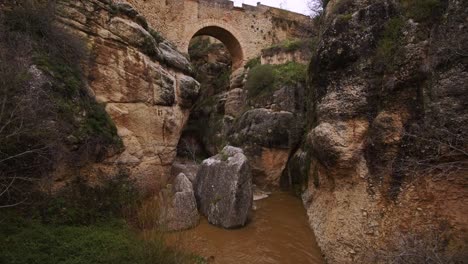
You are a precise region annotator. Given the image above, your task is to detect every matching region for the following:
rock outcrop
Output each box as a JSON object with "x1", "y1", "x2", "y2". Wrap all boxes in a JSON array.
[
  {"x1": 194, "y1": 146, "x2": 253, "y2": 229},
  {"x1": 229, "y1": 108, "x2": 298, "y2": 187},
  {"x1": 159, "y1": 173, "x2": 199, "y2": 231},
  {"x1": 56, "y1": 0, "x2": 200, "y2": 192},
  {"x1": 177, "y1": 36, "x2": 308, "y2": 189},
  {"x1": 285, "y1": 0, "x2": 468, "y2": 263}
]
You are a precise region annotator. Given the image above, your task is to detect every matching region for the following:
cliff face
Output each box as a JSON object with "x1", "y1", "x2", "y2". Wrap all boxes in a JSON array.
[
  {"x1": 294, "y1": 0, "x2": 468, "y2": 262},
  {"x1": 57, "y1": 0, "x2": 200, "y2": 192},
  {"x1": 176, "y1": 36, "x2": 310, "y2": 189}
]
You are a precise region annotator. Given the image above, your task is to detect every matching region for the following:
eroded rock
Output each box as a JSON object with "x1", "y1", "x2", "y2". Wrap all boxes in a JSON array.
[
  {"x1": 159, "y1": 173, "x2": 199, "y2": 231},
  {"x1": 56, "y1": 0, "x2": 200, "y2": 192},
  {"x1": 194, "y1": 146, "x2": 253, "y2": 228}
]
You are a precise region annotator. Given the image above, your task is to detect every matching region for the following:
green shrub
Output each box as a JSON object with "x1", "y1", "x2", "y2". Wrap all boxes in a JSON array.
[
  {"x1": 375, "y1": 17, "x2": 405, "y2": 71},
  {"x1": 0, "y1": 215, "x2": 200, "y2": 264},
  {"x1": 337, "y1": 13, "x2": 353, "y2": 22},
  {"x1": 401, "y1": 0, "x2": 443, "y2": 22},
  {"x1": 245, "y1": 64, "x2": 276, "y2": 98},
  {"x1": 262, "y1": 38, "x2": 316, "y2": 57},
  {"x1": 0, "y1": 1, "x2": 122, "y2": 208},
  {"x1": 189, "y1": 37, "x2": 212, "y2": 61},
  {"x1": 39, "y1": 173, "x2": 139, "y2": 226},
  {"x1": 274, "y1": 62, "x2": 308, "y2": 85},
  {"x1": 149, "y1": 29, "x2": 164, "y2": 43},
  {"x1": 245, "y1": 62, "x2": 307, "y2": 99},
  {"x1": 244, "y1": 57, "x2": 261, "y2": 69},
  {"x1": 330, "y1": 0, "x2": 354, "y2": 15},
  {"x1": 213, "y1": 68, "x2": 230, "y2": 92}
]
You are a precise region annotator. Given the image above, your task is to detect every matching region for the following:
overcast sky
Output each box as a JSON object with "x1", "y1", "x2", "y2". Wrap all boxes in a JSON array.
[{"x1": 233, "y1": 0, "x2": 309, "y2": 15}]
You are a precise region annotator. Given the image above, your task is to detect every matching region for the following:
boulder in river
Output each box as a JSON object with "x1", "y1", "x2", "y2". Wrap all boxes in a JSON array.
[
  {"x1": 195, "y1": 146, "x2": 253, "y2": 228},
  {"x1": 159, "y1": 173, "x2": 199, "y2": 231}
]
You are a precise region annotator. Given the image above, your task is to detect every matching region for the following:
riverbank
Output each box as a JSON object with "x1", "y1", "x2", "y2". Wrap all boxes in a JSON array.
[{"x1": 0, "y1": 212, "x2": 203, "y2": 264}]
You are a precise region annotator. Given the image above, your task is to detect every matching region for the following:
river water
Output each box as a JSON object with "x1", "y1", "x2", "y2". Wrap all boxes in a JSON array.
[{"x1": 167, "y1": 192, "x2": 324, "y2": 264}]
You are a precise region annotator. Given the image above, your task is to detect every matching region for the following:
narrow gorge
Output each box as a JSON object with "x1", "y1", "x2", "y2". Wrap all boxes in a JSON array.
[{"x1": 0, "y1": 0, "x2": 466, "y2": 264}]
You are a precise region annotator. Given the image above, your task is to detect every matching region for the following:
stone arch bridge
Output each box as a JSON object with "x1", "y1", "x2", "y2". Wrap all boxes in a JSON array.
[{"x1": 126, "y1": 0, "x2": 311, "y2": 69}]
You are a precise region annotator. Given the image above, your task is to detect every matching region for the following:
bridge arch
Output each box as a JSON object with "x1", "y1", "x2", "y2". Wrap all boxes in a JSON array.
[{"x1": 183, "y1": 20, "x2": 245, "y2": 69}]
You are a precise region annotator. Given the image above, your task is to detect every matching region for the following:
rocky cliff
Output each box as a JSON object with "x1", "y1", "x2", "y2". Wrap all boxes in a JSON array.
[
  {"x1": 289, "y1": 0, "x2": 468, "y2": 262},
  {"x1": 54, "y1": 0, "x2": 468, "y2": 261},
  {"x1": 177, "y1": 36, "x2": 310, "y2": 189},
  {"x1": 56, "y1": 0, "x2": 200, "y2": 192}
]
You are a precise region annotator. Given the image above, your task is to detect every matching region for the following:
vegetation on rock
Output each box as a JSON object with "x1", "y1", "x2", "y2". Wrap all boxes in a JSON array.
[
  {"x1": 246, "y1": 62, "x2": 307, "y2": 99},
  {"x1": 0, "y1": 1, "x2": 122, "y2": 208},
  {"x1": 0, "y1": 2, "x2": 202, "y2": 264},
  {"x1": 261, "y1": 38, "x2": 316, "y2": 57}
]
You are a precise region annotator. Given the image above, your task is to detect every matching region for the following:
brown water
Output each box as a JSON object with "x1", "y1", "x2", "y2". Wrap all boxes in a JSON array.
[{"x1": 167, "y1": 192, "x2": 324, "y2": 264}]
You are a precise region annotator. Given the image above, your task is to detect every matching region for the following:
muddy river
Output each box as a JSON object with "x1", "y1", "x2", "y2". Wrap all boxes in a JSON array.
[{"x1": 167, "y1": 192, "x2": 324, "y2": 264}]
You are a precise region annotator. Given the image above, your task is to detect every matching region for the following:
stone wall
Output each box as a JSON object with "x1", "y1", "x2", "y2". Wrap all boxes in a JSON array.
[
  {"x1": 261, "y1": 49, "x2": 311, "y2": 65},
  {"x1": 125, "y1": 0, "x2": 312, "y2": 68}
]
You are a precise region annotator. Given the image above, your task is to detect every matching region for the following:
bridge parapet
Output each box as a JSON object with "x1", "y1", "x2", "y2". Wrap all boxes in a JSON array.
[{"x1": 126, "y1": 0, "x2": 313, "y2": 68}]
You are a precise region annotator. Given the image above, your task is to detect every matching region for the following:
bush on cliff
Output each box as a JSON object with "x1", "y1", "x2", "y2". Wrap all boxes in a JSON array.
[
  {"x1": 0, "y1": 0, "x2": 122, "y2": 209},
  {"x1": 401, "y1": 0, "x2": 444, "y2": 22},
  {"x1": 261, "y1": 38, "x2": 315, "y2": 57},
  {"x1": 246, "y1": 62, "x2": 307, "y2": 99},
  {"x1": 0, "y1": 2, "x2": 201, "y2": 264}
]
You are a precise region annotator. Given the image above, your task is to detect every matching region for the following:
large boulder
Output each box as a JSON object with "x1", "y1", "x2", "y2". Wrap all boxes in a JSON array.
[
  {"x1": 159, "y1": 173, "x2": 199, "y2": 231},
  {"x1": 229, "y1": 108, "x2": 294, "y2": 149},
  {"x1": 194, "y1": 146, "x2": 253, "y2": 228}
]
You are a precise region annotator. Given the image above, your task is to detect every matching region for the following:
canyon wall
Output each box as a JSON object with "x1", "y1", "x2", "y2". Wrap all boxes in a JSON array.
[
  {"x1": 290, "y1": 0, "x2": 468, "y2": 262},
  {"x1": 57, "y1": 0, "x2": 200, "y2": 192}
]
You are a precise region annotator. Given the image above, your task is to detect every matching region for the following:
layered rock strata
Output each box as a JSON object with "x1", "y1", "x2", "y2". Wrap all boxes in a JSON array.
[{"x1": 57, "y1": 0, "x2": 200, "y2": 192}]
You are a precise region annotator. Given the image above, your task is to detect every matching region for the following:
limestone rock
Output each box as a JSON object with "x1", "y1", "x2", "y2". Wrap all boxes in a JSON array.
[
  {"x1": 292, "y1": 0, "x2": 468, "y2": 263},
  {"x1": 158, "y1": 42, "x2": 193, "y2": 75},
  {"x1": 177, "y1": 75, "x2": 201, "y2": 108},
  {"x1": 153, "y1": 68, "x2": 176, "y2": 106},
  {"x1": 171, "y1": 159, "x2": 200, "y2": 184},
  {"x1": 230, "y1": 108, "x2": 294, "y2": 148},
  {"x1": 308, "y1": 120, "x2": 368, "y2": 171},
  {"x1": 224, "y1": 88, "x2": 246, "y2": 118},
  {"x1": 109, "y1": 17, "x2": 155, "y2": 49},
  {"x1": 159, "y1": 173, "x2": 199, "y2": 231},
  {"x1": 194, "y1": 146, "x2": 253, "y2": 228},
  {"x1": 56, "y1": 0, "x2": 198, "y2": 192},
  {"x1": 230, "y1": 67, "x2": 246, "y2": 89}
]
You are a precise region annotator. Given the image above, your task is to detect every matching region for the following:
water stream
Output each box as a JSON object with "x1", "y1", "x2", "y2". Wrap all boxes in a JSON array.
[{"x1": 168, "y1": 192, "x2": 324, "y2": 264}]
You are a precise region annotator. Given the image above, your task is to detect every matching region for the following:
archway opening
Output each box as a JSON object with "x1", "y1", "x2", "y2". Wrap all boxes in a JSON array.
[
  {"x1": 191, "y1": 26, "x2": 244, "y2": 70},
  {"x1": 175, "y1": 33, "x2": 237, "y2": 163}
]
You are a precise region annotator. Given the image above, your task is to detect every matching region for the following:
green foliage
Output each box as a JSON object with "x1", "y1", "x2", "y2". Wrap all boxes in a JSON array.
[
  {"x1": 188, "y1": 37, "x2": 226, "y2": 61},
  {"x1": 330, "y1": 0, "x2": 354, "y2": 15},
  {"x1": 0, "y1": 1, "x2": 122, "y2": 208},
  {"x1": 375, "y1": 17, "x2": 405, "y2": 71},
  {"x1": 0, "y1": 215, "x2": 199, "y2": 264},
  {"x1": 245, "y1": 62, "x2": 307, "y2": 99},
  {"x1": 244, "y1": 57, "x2": 261, "y2": 69},
  {"x1": 401, "y1": 0, "x2": 443, "y2": 22},
  {"x1": 262, "y1": 38, "x2": 316, "y2": 57},
  {"x1": 149, "y1": 29, "x2": 164, "y2": 43},
  {"x1": 3, "y1": 1, "x2": 54, "y2": 39},
  {"x1": 39, "y1": 173, "x2": 139, "y2": 226},
  {"x1": 245, "y1": 64, "x2": 276, "y2": 98},
  {"x1": 6, "y1": 2, "x2": 120, "y2": 145},
  {"x1": 337, "y1": 13, "x2": 353, "y2": 22},
  {"x1": 219, "y1": 150, "x2": 229, "y2": 161},
  {"x1": 135, "y1": 15, "x2": 149, "y2": 30},
  {"x1": 80, "y1": 102, "x2": 122, "y2": 146},
  {"x1": 213, "y1": 68, "x2": 230, "y2": 92},
  {"x1": 274, "y1": 62, "x2": 308, "y2": 85}
]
